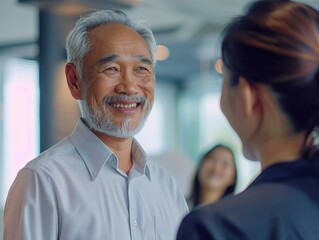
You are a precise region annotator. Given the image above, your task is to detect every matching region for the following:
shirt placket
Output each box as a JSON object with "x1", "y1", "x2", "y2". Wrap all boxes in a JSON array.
[{"x1": 127, "y1": 175, "x2": 143, "y2": 240}]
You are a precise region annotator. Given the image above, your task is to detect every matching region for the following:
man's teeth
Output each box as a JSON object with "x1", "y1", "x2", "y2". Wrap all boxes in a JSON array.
[{"x1": 110, "y1": 103, "x2": 138, "y2": 109}]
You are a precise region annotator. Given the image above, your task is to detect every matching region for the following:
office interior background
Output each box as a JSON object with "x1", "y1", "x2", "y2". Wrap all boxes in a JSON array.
[{"x1": 1, "y1": 0, "x2": 318, "y2": 237}]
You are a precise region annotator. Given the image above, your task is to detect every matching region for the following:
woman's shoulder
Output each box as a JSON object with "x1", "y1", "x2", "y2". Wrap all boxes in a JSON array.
[
  {"x1": 178, "y1": 187, "x2": 305, "y2": 240},
  {"x1": 177, "y1": 196, "x2": 246, "y2": 240}
]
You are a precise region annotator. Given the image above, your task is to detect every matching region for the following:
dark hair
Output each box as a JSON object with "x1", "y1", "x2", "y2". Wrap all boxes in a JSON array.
[
  {"x1": 221, "y1": 0, "x2": 319, "y2": 158},
  {"x1": 190, "y1": 144, "x2": 238, "y2": 208}
]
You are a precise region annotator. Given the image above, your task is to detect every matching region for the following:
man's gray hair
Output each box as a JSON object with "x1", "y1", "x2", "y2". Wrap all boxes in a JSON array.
[{"x1": 65, "y1": 9, "x2": 157, "y2": 78}]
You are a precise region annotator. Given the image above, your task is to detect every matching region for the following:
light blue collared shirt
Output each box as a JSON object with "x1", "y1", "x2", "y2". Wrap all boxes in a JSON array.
[{"x1": 4, "y1": 119, "x2": 188, "y2": 240}]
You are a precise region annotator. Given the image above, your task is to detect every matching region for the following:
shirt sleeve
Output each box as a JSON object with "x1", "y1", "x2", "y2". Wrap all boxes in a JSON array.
[{"x1": 4, "y1": 168, "x2": 58, "y2": 240}]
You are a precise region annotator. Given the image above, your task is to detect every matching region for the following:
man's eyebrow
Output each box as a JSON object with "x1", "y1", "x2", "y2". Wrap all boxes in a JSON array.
[
  {"x1": 135, "y1": 55, "x2": 153, "y2": 65},
  {"x1": 97, "y1": 55, "x2": 119, "y2": 66},
  {"x1": 97, "y1": 54, "x2": 153, "y2": 66}
]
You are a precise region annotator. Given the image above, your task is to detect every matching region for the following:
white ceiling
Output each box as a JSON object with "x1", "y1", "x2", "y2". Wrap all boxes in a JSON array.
[
  {"x1": 1, "y1": 0, "x2": 318, "y2": 80},
  {"x1": 0, "y1": 0, "x2": 37, "y2": 45},
  {"x1": 128, "y1": 0, "x2": 319, "y2": 80},
  {"x1": 126, "y1": 0, "x2": 254, "y2": 80}
]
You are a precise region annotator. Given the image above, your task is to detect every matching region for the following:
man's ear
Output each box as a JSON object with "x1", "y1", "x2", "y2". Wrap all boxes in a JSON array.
[
  {"x1": 65, "y1": 63, "x2": 83, "y2": 100},
  {"x1": 237, "y1": 77, "x2": 260, "y2": 117}
]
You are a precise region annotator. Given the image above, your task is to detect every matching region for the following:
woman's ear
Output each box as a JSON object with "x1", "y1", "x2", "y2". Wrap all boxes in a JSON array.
[
  {"x1": 65, "y1": 63, "x2": 83, "y2": 100},
  {"x1": 237, "y1": 77, "x2": 260, "y2": 117}
]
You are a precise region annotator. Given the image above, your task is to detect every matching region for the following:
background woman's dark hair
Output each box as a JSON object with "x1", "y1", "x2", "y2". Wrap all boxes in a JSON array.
[
  {"x1": 189, "y1": 144, "x2": 238, "y2": 208},
  {"x1": 221, "y1": 0, "x2": 319, "y2": 158}
]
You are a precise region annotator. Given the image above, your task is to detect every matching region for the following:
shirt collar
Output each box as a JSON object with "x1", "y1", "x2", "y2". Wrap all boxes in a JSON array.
[
  {"x1": 248, "y1": 157, "x2": 319, "y2": 188},
  {"x1": 131, "y1": 138, "x2": 151, "y2": 181},
  {"x1": 69, "y1": 119, "x2": 151, "y2": 181}
]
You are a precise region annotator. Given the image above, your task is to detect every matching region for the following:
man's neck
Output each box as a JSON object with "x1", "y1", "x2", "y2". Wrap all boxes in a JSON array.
[{"x1": 93, "y1": 130, "x2": 133, "y2": 174}]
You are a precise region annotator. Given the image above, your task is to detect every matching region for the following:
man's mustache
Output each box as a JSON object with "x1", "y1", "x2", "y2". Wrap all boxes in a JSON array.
[{"x1": 103, "y1": 94, "x2": 147, "y2": 105}]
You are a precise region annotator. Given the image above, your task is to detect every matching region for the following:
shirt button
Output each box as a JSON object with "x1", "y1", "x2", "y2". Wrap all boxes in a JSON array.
[{"x1": 133, "y1": 220, "x2": 138, "y2": 226}]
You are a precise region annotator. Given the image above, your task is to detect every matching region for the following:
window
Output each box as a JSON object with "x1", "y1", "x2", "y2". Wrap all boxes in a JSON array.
[{"x1": 2, "y1": 58, "x2": 39, "y2": 206}]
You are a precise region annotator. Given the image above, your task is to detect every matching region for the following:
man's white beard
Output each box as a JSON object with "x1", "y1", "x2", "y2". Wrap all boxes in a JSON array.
[{"x1": 79, "y1": 96, "x2": 152, "y2": 139}]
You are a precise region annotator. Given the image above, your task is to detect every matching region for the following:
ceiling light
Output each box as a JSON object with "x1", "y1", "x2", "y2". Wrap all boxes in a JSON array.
[{"x1": 156, "y1": 45, "x2": 170, "y2": 61}]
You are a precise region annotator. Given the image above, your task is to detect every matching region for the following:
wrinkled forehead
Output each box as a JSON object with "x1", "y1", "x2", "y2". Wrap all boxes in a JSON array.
[
  {"x1": 88, "y1": 23, "x2": 151, "y2": 56},
  {"x1": 83, "y1": 23, "x2": 153, "y2": 67}
]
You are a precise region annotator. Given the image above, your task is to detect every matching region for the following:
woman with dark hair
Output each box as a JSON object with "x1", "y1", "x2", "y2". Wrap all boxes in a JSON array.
[
  {"x1": 188, "y1": 144, "x2": 237, "y2": 209},
  {"x1": 177, "y1": 0, "x2": 319, "y2": 239}
]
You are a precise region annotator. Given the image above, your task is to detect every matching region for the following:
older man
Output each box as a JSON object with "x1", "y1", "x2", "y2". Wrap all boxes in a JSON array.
[{"x1": 4, "y1": 9, "x2": 188, "y2": 240}]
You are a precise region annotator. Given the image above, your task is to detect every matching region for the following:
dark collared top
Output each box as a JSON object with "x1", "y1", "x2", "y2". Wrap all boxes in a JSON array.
[{"x1": 177, "y1": 157, "x2": 319, "y2": 240}]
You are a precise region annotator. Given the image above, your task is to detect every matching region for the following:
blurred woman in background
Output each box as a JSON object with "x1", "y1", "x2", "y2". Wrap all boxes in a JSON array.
[
  {"x1": 188, "y1": 144, "x2": 237, "y2": 209},
  {"x1": 177, "y1": 0, "x2": 319, "y2": 239}
]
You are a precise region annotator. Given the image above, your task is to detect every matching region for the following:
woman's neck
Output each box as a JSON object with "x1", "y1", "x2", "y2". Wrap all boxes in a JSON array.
[
  {"x1": 256, "y1": 131, "x2": 306, "y2": 170},
  {"x1": 199, "y1": 188, "x2": 225, "y2": 206}
]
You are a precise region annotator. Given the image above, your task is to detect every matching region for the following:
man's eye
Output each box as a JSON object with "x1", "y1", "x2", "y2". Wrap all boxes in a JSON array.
[
  {"x1": 106, "y1": 67, "x2": 118, "y2": 71},
  {"x1": 137, "y1": 66, "x2": 150, "y2": 72}
]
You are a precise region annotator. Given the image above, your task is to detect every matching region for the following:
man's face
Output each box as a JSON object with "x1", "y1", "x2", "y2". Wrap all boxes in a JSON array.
[{"x1": 79, "y1": 23, "x2": 155, "y2": 138}]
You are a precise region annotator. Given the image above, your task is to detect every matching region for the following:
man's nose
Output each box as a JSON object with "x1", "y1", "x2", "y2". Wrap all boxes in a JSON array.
[{"x1": 114, "y1": 72, "x2": 139, "y2": 95}]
